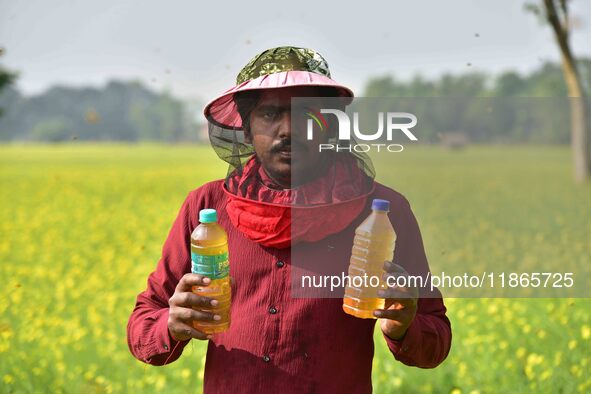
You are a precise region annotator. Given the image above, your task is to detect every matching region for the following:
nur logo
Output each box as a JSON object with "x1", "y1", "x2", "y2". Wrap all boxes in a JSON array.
[
  {"x1": 306, "y1": 110, "x2": 328, "y2": 133},
  {"x1": 305, "y1": 108, "x2": 419, "y2": 153}
]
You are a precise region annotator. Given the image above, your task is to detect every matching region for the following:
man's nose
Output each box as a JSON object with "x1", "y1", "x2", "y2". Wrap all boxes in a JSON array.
[{"x1": 277, "y1": 110, "x2": 292, "y2": 139}]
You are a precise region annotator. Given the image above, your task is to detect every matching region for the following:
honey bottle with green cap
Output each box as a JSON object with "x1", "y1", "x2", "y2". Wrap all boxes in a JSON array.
[{"x1": 190, "y1": 208, "x2": 232, "y2": 334}]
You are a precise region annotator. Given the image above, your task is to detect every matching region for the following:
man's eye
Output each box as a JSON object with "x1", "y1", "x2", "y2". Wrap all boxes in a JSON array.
[{"x1": 263, "y1": 111, "x2": 278, "y2": 119}]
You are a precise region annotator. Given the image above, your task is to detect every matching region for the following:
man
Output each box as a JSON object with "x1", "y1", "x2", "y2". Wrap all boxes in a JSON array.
[{"x1": 127, "y1": 46, "x2": 451, "y2": 393}]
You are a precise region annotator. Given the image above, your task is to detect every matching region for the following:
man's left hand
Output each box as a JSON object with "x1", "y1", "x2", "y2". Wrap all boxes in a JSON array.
[{"x1": 373, "y1": 261, "x2": 419, "y2": 340}]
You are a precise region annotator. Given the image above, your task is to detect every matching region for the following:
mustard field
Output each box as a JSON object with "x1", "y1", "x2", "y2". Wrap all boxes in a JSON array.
[{"x1": 1, "y1": 144, "x2": 590, "y2": 393}]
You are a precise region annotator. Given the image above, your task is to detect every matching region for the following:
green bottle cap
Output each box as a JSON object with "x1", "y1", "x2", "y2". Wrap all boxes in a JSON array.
[{"x1": 199, "y1": 209, "x2": 218, "y2": 223}]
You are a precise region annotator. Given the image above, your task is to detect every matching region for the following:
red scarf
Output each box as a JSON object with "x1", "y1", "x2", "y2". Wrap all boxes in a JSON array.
[{"x1": 223, "y1": 154, "x2": 375, "y2": 249}]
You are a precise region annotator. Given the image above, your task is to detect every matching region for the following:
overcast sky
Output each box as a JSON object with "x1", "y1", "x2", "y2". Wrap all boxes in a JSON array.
[{"x1": 1, "y1": 0, "x2": 590, "y2": 105}]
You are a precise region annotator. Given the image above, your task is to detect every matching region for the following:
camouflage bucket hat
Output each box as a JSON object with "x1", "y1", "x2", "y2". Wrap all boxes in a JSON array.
[{"x1": 203, "y1": 46, "x2": 354, "y2": 130}]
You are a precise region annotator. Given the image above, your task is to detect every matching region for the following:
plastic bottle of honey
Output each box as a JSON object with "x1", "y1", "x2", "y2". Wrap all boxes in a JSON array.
[
  {"x1": 190, "y1": 209, "x2": 232, "y2": 334},
  {"x1": 343, "y1": 199, "x2": 396, "y2": 319}
]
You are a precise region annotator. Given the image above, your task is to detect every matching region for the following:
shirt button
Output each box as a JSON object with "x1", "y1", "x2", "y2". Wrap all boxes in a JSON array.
[
  {"x1": 276, "y1": 260, "x2": 285, "y2": 268},
  {"x1": 163, "y1": 344, "x2": 169, "y2": 351},
  {"x1": 269, "y1": 306, "x2": 278, "y2": 314},
  {"x1": 262, "y1": 355, "x2": 271, "y2": 362}
]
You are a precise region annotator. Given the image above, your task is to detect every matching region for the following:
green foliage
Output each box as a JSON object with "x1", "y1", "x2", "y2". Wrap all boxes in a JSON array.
[
  {"x1": 0, "y1": 63, "x2": 18, "y2": 118},
  {"x1": 1, "y1": 58, "x2": 590, "y2": 143},
  {"x1": 0, "y1": 81, "x2": 195, "y2": 142},
  {"x1": 360, "y1": 60, "x2": 590, "y2": 144},
  {"x1": 0, "y1": 67, "x2": 17, "y2": 94},
  {"x1": 130, "y1": 93, "x2": 187, "y2": 141},
  {"x1": 30, "y1": 117, "x2": 74, "y2": 142},
  {"x1": 364, "y1": 59, "x2": 585, "y2": 98}
]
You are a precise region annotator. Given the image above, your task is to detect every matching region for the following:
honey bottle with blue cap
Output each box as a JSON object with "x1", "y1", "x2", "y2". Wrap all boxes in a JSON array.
[{"x1": 343, "y1": 199, "x2": 396, "y2": 319}]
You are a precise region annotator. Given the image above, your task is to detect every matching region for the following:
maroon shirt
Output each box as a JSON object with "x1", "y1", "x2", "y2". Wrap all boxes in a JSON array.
[{"x1": 127, "y1": 179, "x2": 452, "y2": 393}]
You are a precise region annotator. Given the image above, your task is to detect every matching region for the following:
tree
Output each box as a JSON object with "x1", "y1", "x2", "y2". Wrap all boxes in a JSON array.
[
  {"x1": 527, "y1": 0, "x2": 589, "y2": 183},
  {"x1": 0, "y1": 49, "x2": 18, "y2": 118},
  {"x1": 30, "y1": 117, "x2": 73, "y2": 142}
]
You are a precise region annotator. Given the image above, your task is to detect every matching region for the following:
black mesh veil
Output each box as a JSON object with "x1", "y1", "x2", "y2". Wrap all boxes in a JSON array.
[{"x1": 208, "y1": 121, "x2": 254, "y2": 180}]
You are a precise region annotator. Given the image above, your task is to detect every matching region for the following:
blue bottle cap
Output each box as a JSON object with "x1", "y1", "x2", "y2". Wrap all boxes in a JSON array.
[
  {"x1": 371, "y1": 199, "x2": 390, "y2": 212},
  {"x1": 199, "y1": 208, "x2": 218, "y2": 223}
]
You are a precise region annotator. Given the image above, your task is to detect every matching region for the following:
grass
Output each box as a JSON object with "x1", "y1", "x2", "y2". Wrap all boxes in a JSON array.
[{"x1": 0, "y1": 143, "x2": 590, "y2": 393}]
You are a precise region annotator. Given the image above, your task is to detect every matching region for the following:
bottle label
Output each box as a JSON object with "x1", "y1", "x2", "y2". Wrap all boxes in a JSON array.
[{"x1": 191, "y1": 252, "x2": 229, "y2": 279}]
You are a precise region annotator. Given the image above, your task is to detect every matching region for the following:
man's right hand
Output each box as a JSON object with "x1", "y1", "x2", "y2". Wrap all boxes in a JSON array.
[{"x1": 168, "y1": 273, "x2": 220, "y2": 342}]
